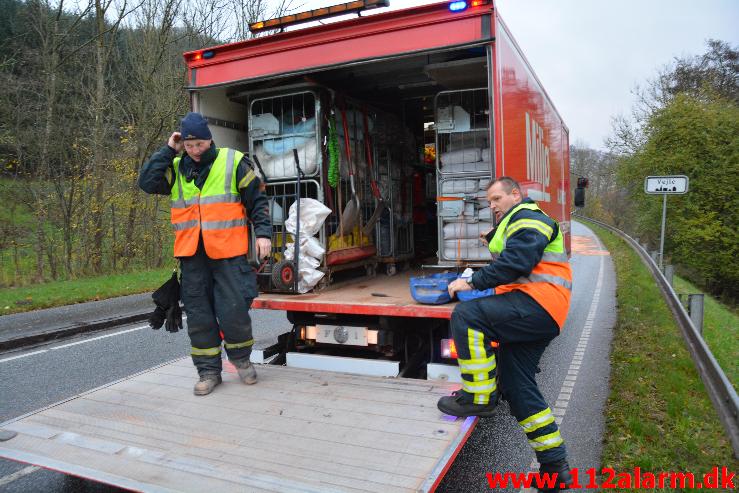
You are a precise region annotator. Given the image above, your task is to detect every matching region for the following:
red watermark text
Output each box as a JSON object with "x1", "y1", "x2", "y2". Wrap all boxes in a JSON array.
[{"x1": 485, "y1": 466, "x2": 735, "y2": 490}]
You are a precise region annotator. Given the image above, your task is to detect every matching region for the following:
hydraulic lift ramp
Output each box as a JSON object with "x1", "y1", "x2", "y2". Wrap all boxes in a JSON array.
[{"x1": 0, "y1": 358, "x2": 476, "y2": 492}]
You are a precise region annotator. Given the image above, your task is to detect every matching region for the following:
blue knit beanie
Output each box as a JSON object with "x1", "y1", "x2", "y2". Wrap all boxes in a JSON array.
[{"x1": 180, "y1": 112, "x2": 212, "y2": 140}]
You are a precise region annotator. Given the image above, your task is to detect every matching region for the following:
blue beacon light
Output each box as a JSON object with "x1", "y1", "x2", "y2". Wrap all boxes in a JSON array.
[{"x1": 449, "y1": 1, "x2": 467, "y2": 12}]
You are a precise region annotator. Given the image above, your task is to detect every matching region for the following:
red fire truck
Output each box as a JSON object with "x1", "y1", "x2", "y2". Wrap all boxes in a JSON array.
[
  {"x1": 0, "y1": 2, "x2": 570, "y2": 491},
  {"x1": 181, "y1": 0, "x2": 571, "y2": 379}
]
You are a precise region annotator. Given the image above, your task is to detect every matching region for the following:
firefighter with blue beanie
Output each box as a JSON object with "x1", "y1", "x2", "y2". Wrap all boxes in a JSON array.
[
  {"x1": 139, "y1": 112, "x2": 272, "y2": 396},
  {"x1": 439, "y1": 176, "x2": 574, "y2": 492}
]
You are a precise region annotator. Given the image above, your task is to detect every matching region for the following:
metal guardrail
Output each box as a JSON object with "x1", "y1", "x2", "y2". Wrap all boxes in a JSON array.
[{"x1": 575, "y1": 214, "x2": 739, "y2": 459}]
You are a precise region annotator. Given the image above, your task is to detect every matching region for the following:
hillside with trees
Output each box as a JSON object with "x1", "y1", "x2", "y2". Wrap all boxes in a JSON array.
[
  {"x1": 0, "y1": 0, "x2": 290, "y2": 286},
  {"x1": 577, "y1": 40, "x2": 738, "y2": 302}
]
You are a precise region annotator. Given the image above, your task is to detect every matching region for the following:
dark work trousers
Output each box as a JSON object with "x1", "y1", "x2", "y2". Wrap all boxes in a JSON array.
[
  {"x1": 451, "y1": 290, "x2": 567, "y2": 464},
  {"x1": 180, "y1": 241, "x2": 257, "y2": 376}
]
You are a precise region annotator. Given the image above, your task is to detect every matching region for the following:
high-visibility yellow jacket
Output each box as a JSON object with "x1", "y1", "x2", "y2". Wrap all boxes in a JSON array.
[{"x1": 170, "y1": 148, "x2": 249, "y2": 259}]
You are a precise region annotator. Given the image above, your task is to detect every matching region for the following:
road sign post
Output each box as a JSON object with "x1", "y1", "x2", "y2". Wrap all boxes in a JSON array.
[{"x1": 644, "y1": 175, "x2": 689, "y2": 269}]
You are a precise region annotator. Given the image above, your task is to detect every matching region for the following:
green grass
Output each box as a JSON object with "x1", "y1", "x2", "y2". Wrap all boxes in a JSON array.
[
  {"x1": 0, "y1": 267, "x2": 172, "y2": 314},
  {"x1": 584, "y1": 221, "x2": 737, "y2": 488},
  {"x1": 672, "y1": 276, "x2": 738, "y2": 393}
]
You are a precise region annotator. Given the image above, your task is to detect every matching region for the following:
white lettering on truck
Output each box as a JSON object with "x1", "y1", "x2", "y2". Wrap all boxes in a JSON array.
[{"x1": 525, "y1": 112, "x2": 550, "y2": 188}]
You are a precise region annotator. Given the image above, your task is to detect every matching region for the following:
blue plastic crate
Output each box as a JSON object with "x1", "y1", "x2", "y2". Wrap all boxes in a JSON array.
[
  {"x1": 409, "y1": 273, "x2": 459, "y2": 305},
  {"x1": 457, "y1": 288, "x2": 495, "y2": 302}
]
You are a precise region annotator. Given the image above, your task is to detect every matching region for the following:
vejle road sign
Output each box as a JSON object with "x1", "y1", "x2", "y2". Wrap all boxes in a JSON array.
[{"x1": 644, "y1": 175, "x2": 689, "y2": 194}]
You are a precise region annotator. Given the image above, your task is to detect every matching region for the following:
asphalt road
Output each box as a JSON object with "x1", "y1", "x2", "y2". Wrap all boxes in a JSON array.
[
  {"x1": 0, "y1": 221, "x2": 617, "y2": 492},
  {"x1": 0, "y1": 309, "x2": 293, "y2": 492}
]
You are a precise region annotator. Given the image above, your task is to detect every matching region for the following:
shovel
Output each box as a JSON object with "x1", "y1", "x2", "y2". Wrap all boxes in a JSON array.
[
  {"x1": 339, "y1": 106, "x2": 360, "y2": 234},
  {"x1": 361, "y1": 108, "x2": 389, "y2": 237}
]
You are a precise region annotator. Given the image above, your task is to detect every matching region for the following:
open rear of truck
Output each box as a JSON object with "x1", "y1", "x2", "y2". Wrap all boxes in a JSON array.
[
  {"x1": 183, "y1": 0, "x2": 570, "y2": 379},
  {"x1": 0, "y1": 1, "x2": 570, "y2": 491}
]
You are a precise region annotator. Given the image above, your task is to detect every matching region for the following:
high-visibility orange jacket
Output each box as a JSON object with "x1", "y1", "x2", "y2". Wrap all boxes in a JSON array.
[{"x1": 170, "y1": 148, "x2": 249, "y2": 259}]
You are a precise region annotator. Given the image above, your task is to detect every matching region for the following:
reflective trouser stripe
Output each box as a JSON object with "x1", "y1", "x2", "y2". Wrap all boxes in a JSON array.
[
  {"x1": 191, "y1": 346, "x2": 221, "y2": 357},
  {"x1": 462, "y1": 378, "x2": 497, "y2": 405},
  {"x1": 519, "y1": 408, "x2": 556, "y2": 433},
  {"x1": 458, "y1": 354, "x2": 496, "y2": 374},
  {"x1": 528, "y1": 430, "x2": 564, "y2": 451},
  {"x1": 462, "y1": 378, "x2": 497, "y2": 393},
  {"x1": 463, "y1": 328, "x2": 496, "y2": 404},
  {"x1": 224, "y1": 339, "x2": 254, "y2": 350},
  {"x1": 467, "y1": 328, "x2": 486, "y2": 360}
]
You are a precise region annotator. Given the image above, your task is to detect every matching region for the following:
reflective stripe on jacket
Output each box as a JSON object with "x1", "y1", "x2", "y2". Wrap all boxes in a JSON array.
[
  {"x1": 170, "y1": 148, "x2": 249, "y2": 259},
  {"x1": 489, "y1": 202, "x2": 572, "y2": 328}
]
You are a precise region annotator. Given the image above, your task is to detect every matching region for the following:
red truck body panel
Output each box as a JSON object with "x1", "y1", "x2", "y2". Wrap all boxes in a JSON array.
[
  {"x1": 491, "y1": 16, "x2": 571, "y2": 248},
  {"x1": 185, "y1": 2, "x2": 492, "y2": 88}
]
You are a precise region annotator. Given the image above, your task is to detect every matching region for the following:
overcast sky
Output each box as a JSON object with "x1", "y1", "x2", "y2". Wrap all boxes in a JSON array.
[{"x1": 296, "y1": 0, "x2": 738, "y2": 150}]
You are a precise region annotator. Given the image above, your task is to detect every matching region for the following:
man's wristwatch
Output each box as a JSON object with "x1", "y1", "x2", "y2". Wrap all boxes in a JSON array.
[{"x1": 466, "y1": 278, "x2": 475, "y2": 289}]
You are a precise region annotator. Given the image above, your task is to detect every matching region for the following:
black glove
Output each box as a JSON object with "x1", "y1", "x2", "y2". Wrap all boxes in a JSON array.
[
  {"x1": 165, "y1": 302, "x2": 183, "y2": 333},
  {"x1": 148, "y1": 305, "x2": 167, "y2": 330},
  {"x1": 149, "y1": 272, "x2": 181, "y2": 332}
]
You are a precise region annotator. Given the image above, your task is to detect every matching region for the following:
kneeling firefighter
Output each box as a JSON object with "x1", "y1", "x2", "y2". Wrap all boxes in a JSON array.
[
  {"x1": 139, "y1": 112, "x2": 272, "y2": 396},
  {"x1": 441, "y1": 176, "x2": 574, "y2": 492}
]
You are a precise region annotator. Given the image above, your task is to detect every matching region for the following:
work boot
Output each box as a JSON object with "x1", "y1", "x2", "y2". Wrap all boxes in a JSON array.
[
  {"x1": 193, "y1": 374, "x2": 222, "y2": 396},
  {"x1": 234, "y1": 360, "x2": 258, "y2": 385},
  {"x1": 437, "y1": 390, "x2": 499, "y2": 418},
  {"x1": 538, "y1": 459, "x2": 573, "y2": 492}
]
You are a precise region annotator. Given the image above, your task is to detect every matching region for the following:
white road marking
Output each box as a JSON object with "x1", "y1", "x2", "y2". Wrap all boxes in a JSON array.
[
  {"x1": 0, "y1": 322, "x2": 158, "y2": 363},
  {"x1": 0, "y1": 465, "x2": 40, "y2": 486},
  {"x1": 523, "y1": 231, "x2": 606, "y2": 490},
  {"x1": 50, "y1": 325, "x2": 147, "y2": 349},
  {"x1": 0, "y1": 350, "x2": 47, "y2": 363}
]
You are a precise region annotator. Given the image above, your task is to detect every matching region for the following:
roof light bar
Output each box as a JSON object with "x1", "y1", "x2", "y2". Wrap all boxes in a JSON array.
[
  {"x1": 449, "y1": 0, "x2": 490, "y2": 12},
  {"x1": 249, "y1": 0, "x2": 390, "y2": 34}
]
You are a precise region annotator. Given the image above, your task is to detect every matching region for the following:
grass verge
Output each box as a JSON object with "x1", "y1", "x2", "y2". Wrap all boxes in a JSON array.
[
  {"x1": 584, "y1": 220, "x2": 737, "y2": 486},
  {"x1": 0, "y1": 267, "x2": 172, "y2": 314},
  {"x1": 672, "y1": 276, "x2": 738, "y2": 393}
]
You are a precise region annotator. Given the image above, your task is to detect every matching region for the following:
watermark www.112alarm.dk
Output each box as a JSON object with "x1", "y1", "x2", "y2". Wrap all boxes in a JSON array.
[{"x1": 485, "y1": 466, "x2": 735, "y2": 490}]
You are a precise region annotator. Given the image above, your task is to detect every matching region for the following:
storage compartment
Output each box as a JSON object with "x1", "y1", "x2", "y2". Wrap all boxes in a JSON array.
[
  {"x1": 435, "y1": 88, "x2": 493, "y2": 265},
  {"x1": 250, "y1": 91, "x2": 320, "y2": 180},
  {"x1": 196, "y1": 48, "x2": 494, "y2": 292}
]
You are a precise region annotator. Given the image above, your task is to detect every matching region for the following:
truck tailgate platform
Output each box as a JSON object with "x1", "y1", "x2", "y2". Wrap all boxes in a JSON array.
[
  {"x1": 0, "y1": 358, "x2": 475, "y2": 492},
  {"x1": 253, "y1": 270, "x2": 457, "y2": 319}
]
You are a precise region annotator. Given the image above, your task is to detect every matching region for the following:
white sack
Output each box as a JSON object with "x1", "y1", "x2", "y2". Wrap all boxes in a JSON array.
[
  {"x1": 285, "y1": 198, "x2": 332, "y2": 237},
  {"x1": 443, "y1": 221, "x2": 493, "y2": 240},
  {"x1": 439, "y1": 148, "x2": 481, "y2": 165},
  {"x1": 297, "y1": 266, "x2": 324, "y2": 293},
  {"x1": 440, "y1": 160, "x2": 491, "y2": 174},
  {"x1": 441, "y1": 179, "x2": 479, "y2": 194}
]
